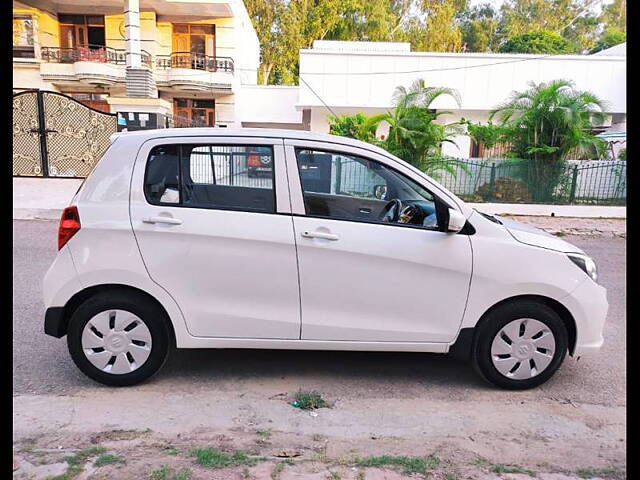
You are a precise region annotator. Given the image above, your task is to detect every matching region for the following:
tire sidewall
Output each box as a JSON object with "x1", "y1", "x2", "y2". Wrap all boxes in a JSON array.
[
  {"x1": 473, "y1": 302, "x2": 568, "y2": 390},
  {"x1": 67, "y1": 292, "x2": 170, "y2": 387}
]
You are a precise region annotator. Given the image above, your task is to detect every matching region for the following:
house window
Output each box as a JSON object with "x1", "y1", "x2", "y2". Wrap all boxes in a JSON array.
[
  {"x1": 172, "y1": 23, "x2": 215, "y2": 58},
  {"x1": 62, "y1": 92, "x2": 110, "y2": 113},
  {"x1": 59, "y1": 14, "x2": 105, "y2": 49},
  {"x1": 173, "y1": 98, "x2": 215, "y2": 127},
  {"x1": 13, "y1": 15, "x2": 35, "y2": 58}
]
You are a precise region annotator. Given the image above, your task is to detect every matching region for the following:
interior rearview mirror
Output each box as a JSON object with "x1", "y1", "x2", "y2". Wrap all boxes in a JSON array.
[
  {"x1": 373, "y1": 184, "x2": 387, "y2": 200},
  {"x1": 447, "y1": 208, "x2": 466, "y2": 233}
]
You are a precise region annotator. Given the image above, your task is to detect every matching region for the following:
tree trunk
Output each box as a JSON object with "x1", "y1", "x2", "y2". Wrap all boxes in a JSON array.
[{"x1": 260, "y1": 63, "x2": 274, "y2": 85}]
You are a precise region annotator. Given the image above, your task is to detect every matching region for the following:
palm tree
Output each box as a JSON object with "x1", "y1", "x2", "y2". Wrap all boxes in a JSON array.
[
  {"x1": 326, "y1": 80, "x2": 464, "y2": 178},
  {"x1": 328, "y1": 113, "x2": 388, "y2": 144},
  {"x1": 383, "y1": 79, "x2": 464, "y2": 178},
  {"x1": 490, "y1": 79, "x2": 607, "y2": 201}
]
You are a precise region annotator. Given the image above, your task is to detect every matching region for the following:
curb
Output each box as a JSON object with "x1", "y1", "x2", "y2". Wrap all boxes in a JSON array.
[{"x1": 469, "y1": 203, "x2": 626, "y2": 218}]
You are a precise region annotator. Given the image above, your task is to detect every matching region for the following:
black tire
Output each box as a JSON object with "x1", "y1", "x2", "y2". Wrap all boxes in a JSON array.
[
  {"x1": 472, "y1": 301, "x2": 568, "y2": 390},
  {"x1": 67, "y1": 290, "x2": 170, "y2": 386}
]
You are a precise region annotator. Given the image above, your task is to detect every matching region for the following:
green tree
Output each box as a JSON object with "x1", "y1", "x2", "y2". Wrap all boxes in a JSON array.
[
  {"x1": 404, "y1": 0, "x2": 466, "y2": 52},
  {"x1": 244, "y1": 0, "x2": 287, "y2": 84},
  {"x1": 490, "y1": 79, "x2": 607, "y2": 201},
  {"x1": 498, "y1": 0, "x2": 601, "y2": 52},
  {"x1": 590, "y1": 27, "x2": 626, "y2": 54},
  {"x1": 383, "y1": 79, "x2": 463, "y2": 176},
  {"x1": 328, "y1": 113, "x2": 387, "y2": 143},
  {"x1": 327, "y1": 80, "x2": 464, "y2": 178},
  {"x1": 499, "y1": 31, "x2": 574, "y2": 54},
  {"x1": 599, "y1": 0, "x2": 626, "y2": 33},
  {"x1": 458, "y1": 3, "x2": 501, "y2": 52},
  {"x1": 326, "y1": 0, "x2": 401, "y2": 41}
]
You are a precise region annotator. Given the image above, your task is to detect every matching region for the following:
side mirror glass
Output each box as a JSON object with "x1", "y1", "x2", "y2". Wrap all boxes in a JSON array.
[
  {"x1": 447, "y1": 208, "x2": 466, "y2": 233},
  {"x1": 373, "y1": 184, "x2": 387, "y2": 200}
]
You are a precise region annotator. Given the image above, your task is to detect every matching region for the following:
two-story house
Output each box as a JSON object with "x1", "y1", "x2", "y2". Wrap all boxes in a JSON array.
[{"x1": 13, "y1": 0, "x2": 260, "y2": 128}]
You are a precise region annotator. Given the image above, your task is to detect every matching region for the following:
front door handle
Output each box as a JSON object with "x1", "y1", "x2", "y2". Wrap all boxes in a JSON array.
[
  {"x1": 143, "y1": 216, "x2": 183, "y2": 225},
  {"x1": 301, "y1": 231, "x2": 339, "y2": 241}
]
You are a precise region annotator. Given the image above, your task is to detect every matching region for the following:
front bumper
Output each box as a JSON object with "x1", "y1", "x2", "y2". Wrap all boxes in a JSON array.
[{"x1": 561, "y1": 277, "x2": 608, "y2": 357}]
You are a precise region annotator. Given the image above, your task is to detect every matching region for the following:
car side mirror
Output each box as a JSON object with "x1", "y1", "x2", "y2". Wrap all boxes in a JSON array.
[
  {"x1": 447, "y1": 208, "x2": 466, "y2": 233},
  {"x1": 373, "y1": 184, "x2": 387, "y2": 200}
]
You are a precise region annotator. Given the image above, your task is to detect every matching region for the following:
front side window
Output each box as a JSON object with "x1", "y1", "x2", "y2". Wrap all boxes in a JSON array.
[
  {"x1": 296, "y1": 149, "x2": 439, "y2": 229},
  {"x1": 144, "y1": 144, "x2": 275, "y2": 213}
]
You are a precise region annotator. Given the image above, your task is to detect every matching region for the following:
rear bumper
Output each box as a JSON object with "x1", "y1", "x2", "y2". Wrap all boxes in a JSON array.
[
  {"x1": 44, "y1": 307, "x2": 66, "y2": 338},
  {"x1": 562, "y1": 278, "x2": 608, "y2": 357}
]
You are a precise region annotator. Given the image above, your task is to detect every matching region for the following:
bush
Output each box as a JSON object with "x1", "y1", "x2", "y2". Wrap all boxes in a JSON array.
[{"x1": 499, "y1": 31, "x2": 574, "y2": 54}]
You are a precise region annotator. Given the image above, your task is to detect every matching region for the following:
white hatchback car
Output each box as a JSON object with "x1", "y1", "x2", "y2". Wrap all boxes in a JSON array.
[{"x1": 43, "y1": 128, "x2": 608, "y2": 389}]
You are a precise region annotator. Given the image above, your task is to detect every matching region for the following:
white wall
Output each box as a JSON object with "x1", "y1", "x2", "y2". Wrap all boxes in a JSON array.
[
  {"x1": 237, "y1": 85, "x2": 302, "y2": 124},
  {"x1": 298, "y1": 42, "x2": 626, "y2": 114}
]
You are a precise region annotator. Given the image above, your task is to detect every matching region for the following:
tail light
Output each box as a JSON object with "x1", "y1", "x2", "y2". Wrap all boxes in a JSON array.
[
  {"x1": 58, "y1": 206, "x2": 81, "y2": 250},
  {"x1": 248, "y1": 154, "x2": 261, "y2": 166}
]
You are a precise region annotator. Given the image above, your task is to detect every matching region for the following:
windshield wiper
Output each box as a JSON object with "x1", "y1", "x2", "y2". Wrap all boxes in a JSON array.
[{"x1": 476, "y1": 210, "x2": 503, "y2": 225}]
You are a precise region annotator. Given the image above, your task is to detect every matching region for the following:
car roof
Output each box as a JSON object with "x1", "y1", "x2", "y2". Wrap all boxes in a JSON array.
[{"x1": 110, "y1": 127, "x2": 392, "y2": 157}]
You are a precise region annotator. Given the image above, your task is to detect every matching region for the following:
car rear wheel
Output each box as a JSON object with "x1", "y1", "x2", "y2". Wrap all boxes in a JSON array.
[
  {"x1": 67, "y1": 290, "x2": 170, "y2": 386},
  {"x1": 472, "y1": 301, "x2": 568, "y2": 389}
]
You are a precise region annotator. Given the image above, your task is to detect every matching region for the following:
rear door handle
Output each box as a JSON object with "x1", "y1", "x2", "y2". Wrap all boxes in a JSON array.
[
  {"x1": 301, "y1": 231, "x2": 339, "y2": 241},
  {"x1": 142, "y1": 216, "x2": 183, "y2": 225}
]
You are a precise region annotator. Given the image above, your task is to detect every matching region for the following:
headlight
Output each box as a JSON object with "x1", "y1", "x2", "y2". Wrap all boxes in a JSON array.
[{"x1": 567, "y1": 253, "x2": 598, "y2": 283}]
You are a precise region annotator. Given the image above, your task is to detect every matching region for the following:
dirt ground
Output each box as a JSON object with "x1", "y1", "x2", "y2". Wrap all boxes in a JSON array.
[{"x1": 13, "y1": 218, "x2": 626, "y2": 480}]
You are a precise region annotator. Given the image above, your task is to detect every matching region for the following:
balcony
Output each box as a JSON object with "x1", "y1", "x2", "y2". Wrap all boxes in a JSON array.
[
  {"x1": 39, "y1": 45, "x2": 152, "y2": 86},
  {"x1": 41, "y1": 45, "x2": 152, "y2": 67},
  {"x1": 38, "y1": 46, "x2": 235, "y2": 93},
  {"x1": 154, "y1": 52, "x2": 235, "y2": 93}
]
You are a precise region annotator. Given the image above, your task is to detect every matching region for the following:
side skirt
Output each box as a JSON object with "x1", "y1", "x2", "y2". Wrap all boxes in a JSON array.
[{"x1": 174, "y1": 336, "x2": 452, "y2": 353}]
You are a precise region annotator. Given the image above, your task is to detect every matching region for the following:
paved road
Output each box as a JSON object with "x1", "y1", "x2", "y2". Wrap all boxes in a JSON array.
[{"x1": 13, "y1": 219, "x2": 625, "y2": 406}]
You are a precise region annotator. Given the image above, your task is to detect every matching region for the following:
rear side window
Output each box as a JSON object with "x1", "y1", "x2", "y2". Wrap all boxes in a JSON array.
[
  {"x1": 145, "y1": 145, "x2": 180, "y2": 204},
  {"x1": 143, "y1": 144, "x2": 275, "y2": 213}
]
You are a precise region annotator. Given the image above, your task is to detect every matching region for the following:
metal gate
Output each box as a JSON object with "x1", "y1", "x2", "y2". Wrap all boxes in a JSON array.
[{"x1": 13, "y1": 90, "x2": 117, "y2": 178}]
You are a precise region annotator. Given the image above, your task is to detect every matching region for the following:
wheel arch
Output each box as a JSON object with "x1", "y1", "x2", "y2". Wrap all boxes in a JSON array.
[
  {"x1": 450, "y1": 294, "x2": 577, "y2": 361},
  {"x1": 59, "y1": 284, "x2": 177, "y2": 347}
]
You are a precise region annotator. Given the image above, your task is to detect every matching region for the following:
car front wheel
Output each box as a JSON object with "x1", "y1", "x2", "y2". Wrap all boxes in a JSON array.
[
  {"x1": 67, "y1": 290, "x2": 170, "y2": 386},
  {"x1": 472, "y1": 301, "x2": 568, "y2": 390}
]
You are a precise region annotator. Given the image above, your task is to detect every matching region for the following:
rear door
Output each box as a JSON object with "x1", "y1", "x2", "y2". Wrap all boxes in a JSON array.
[{"x1": 129, "y1": 136, "x2": 301, "y2": 339}]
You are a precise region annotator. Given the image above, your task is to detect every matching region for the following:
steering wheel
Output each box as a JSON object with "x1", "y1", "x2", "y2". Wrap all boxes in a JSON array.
[{"x1": 379, "y1": 199, "x2": 403, "y2": 223}]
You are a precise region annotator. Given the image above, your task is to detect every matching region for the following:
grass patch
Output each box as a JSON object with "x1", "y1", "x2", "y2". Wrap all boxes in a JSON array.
[
  {"x1": 491, "y1": 464, "x2": 536, "y2": 475},
  {"x1": 191, "y1": 448, "x2": 261, "y2": 469},
  {"x1": 92, "y1": 429, "x2": 150, "y2": 442},
  {"x1": 290, "y1": 390, "x2": 329, "y2": 410},
  {"x1": 94, "y1": 453, "x2": 124, "y2": 467},
  {"x1": 175, "y1": 468, "x2": 192, "y2": 480},
  {"x1": 151, "y1": 466, "x2": 192, "y2": 480},
  {"x1": 164, "y1": 447, "x2": 179, "y2": 456},
  {"x1": 257, "y1": 429, "x2": 272, "y2": 442},
  {"x1": 46, "y1": 447, "x2": 108, "y2": 480},
  {"x1": 355, "y1": 454, "x2": 440, "y2": 475},
  {"x1": 576, "y1": 466, "x2": 626, "y2": 479},
  {"x1": 151, "y1": 466, "x2": 173, "y2": 480}
]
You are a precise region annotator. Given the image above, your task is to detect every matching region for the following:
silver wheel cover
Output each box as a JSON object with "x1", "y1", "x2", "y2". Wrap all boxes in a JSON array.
[
  {"x1": 81, "y1": 309, "x2": 152, "y2": 374},
  {"x1": 490, "y1": 318, "x2": 556, "y2": 380}
]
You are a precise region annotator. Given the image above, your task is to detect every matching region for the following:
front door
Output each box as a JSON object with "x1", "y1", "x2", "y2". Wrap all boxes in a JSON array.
[
  {"x1": 285, "y1": 141, "x2": 473, "y2": 343},
  {"x1": 129, "y1": 137, "x2": 301, "y2": 339}
]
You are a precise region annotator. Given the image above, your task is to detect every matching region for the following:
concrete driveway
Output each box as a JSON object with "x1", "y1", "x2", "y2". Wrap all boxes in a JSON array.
[{"x1": 13, "y1": 219, "x2": 626, "y2": 479}]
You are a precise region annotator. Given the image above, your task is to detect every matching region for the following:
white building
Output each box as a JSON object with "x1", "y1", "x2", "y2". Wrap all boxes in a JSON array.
[{"x1": 296, "y1": 40, "x2": 626, "y2": 158}]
